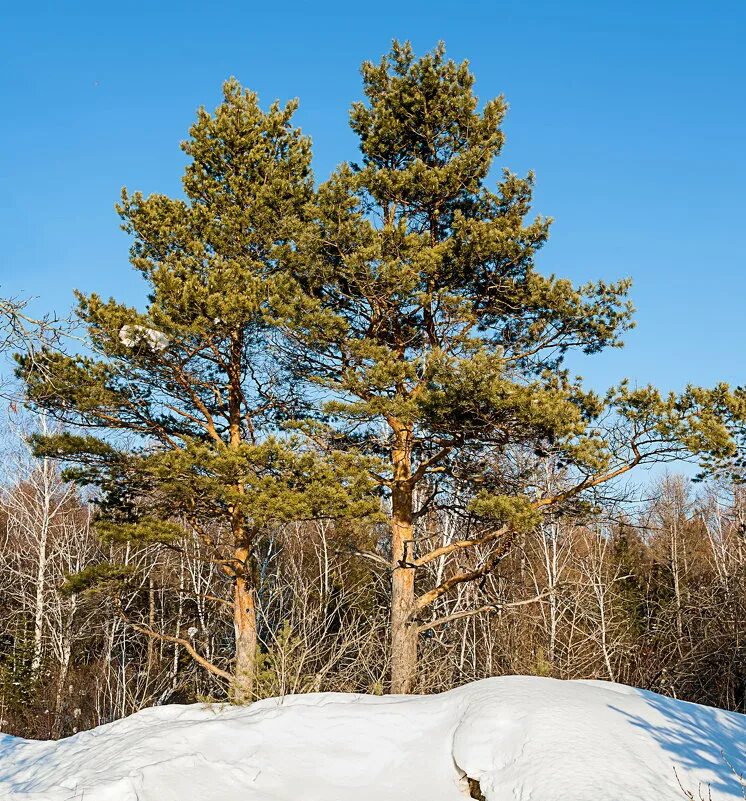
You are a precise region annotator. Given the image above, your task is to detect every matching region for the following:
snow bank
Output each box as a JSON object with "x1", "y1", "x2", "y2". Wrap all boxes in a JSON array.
[{"x1": 2, "y1": 676, "x2": 745, "y2": 800}]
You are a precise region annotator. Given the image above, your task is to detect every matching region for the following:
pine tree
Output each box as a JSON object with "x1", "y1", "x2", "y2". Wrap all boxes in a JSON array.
[
  {"x1": 18, "y1": 81, "x2": 376, "y2": 703},
  {"x1": 286, "y1": 42, "x2": 746, "y2": 692}
]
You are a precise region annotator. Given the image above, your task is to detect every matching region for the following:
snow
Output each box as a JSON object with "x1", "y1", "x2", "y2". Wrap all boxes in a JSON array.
[
  {"x1": 118, "y1": 325, "x2": 169, "y2": 351},
  {"x1": 2, "y1": 676, "x2": 745, "y2": 800}
]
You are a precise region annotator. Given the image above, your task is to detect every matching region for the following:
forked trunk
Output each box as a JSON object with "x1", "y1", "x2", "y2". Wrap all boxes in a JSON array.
[{"x1": 389, "y1": 427, "x2": 418, "y2": 693}]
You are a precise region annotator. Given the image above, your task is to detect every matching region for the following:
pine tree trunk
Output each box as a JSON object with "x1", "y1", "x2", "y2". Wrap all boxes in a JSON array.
[
  {"x1": 227, "y1": 331, "x2": 258, "y2": 704},
  {"x1": 389, "y1": 426, "x2": 418, "y2": 693},
  {"x1": 232, "y1": 543, "x2": 257, "y2": 704}
]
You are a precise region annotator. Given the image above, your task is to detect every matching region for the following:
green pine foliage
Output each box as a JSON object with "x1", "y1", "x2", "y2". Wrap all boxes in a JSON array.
[
  {"x1": 14, "y1": 42, "x2": 746, "y2": 693},
  {"x1": 15, "y1": 80, "x2": 379, "y2": 695},
  {"x1": 286, "y1": 41, "x2": 745, "y2": 526},
  {"x1": 18, "y1": 79, "x2": 378, "y2": 553}
]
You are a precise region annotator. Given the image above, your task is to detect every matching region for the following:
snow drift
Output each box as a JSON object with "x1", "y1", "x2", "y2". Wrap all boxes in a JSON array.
[{"x1": 2, "y1": 676, "x2": 745, "y2": 801}]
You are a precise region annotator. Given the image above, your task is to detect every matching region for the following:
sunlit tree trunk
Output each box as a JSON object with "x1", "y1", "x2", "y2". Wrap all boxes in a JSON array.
[
  {"x1": 390, "y1": 423, "x2": 418, "y2": 693},
  {"x1": 228, "y1": 332, "x2": 257, "y2": 703}
]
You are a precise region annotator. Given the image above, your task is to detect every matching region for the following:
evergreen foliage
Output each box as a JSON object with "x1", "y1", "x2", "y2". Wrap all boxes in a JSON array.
[
  {"x1": 289, "y1": 41, "x2": 744, "y2": 523},
  {"x1": 17, "y1": 79, "x2": 378, "y2": 700},
  {"x1": 14, "y1": 42, "x2": 746, "y2": 696},
  {"x1": 282, "y1": 41, "x2": 746, "y2": 691}
]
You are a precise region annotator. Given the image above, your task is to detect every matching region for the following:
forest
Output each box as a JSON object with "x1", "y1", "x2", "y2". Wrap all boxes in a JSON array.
[{"x1": 1, "y1": 42, "x2": 744, "y2": 741}]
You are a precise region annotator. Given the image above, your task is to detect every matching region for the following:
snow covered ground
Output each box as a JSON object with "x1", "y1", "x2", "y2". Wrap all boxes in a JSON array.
[{"x1": 1, "y1": 675, "x2": 745, "y2": 800}]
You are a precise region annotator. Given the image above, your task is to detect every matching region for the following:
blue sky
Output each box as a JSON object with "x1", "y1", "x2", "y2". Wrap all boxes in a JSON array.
[{"x1": 1, "y1": 0, "x2": 744, "y2": 393}]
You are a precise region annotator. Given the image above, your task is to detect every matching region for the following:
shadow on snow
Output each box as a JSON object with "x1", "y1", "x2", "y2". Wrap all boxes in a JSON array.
[{"x1": 611, "y1": 691, "x2": 746, "y2": 799}]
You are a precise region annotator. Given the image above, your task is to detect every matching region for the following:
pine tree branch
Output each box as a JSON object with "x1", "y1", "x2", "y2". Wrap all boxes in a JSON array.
[
  {"x1": 127, "y1": 620, "x2": 233, "y2": 682},
  {"x1": 416, "y1": 590, "x2": 552, "y2": 632},
  {"x1": 408, "y1": 445, "x2": 453, "y2": 485},
  {"x1": 532, "y1": 446, "x2": 643, "y2": 511},
  {"x1": 413, "y1": 525, "x2": 509, "y2": 566},
  {"x1": 413, "y1": 533, "x2": 516, "y2": 613},
  {"x1": 344, "y1": 548, "x2": 390, "y2": 568}
]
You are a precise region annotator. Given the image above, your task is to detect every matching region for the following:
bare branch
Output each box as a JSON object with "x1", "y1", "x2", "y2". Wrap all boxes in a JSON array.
[{"x1": 417, "y1": 590, "x2": 552, "y2": 632}]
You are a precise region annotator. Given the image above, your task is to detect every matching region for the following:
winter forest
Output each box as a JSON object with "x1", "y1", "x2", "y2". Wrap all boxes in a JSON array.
[{"x1": 1, "y1": 38, "x2": 745, "y2": 755}]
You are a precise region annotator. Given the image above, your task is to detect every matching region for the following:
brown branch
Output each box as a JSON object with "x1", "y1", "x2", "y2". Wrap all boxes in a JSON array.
[
  {"x1": 173, "y1": 589, "x2": 233, "y2": 608},
  {"x1": 414, "y1": 533, "x2": 516, "y2": 613},
  {"x1": 408, "y1": 445, "x2": 453, "y2": 485},
  {"x1": 414, "y1": 525, "x2": 509, "y2": 567},
  {"x1": 532, "y1": 446, "x2": 643, "y2": 511},
  {"x1": 128, "y1": 621, "x2": 233, "y2": 682},
  {"x1": 167, "y1": 362, "x2": 225, "y2": 447},
  {"x1": 417, "y1": 590, "x2": 552, "y2": 632},
  {"x1": 342, "y1": 548, "x2": 390, "y2": 568}
]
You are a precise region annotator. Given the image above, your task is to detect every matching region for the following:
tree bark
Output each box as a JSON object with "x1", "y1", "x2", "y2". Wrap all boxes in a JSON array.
[
  {"x1": 53, "y1": 614, "x2": 72, "y2": 738},
  {"x1": 232, "y1": 543, "x2": 257, "y2": 704},
  {"x1": 389, "y1": 425, "x2": 418, "y2": 693},
  {"x1": 227, "y1": 330, "x2": 258, "y2": 704},
  {"x1": 31, "y1": 458, "x2": 53, "y2": 674}
]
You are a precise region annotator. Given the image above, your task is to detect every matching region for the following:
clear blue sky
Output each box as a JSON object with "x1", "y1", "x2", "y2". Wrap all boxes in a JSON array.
[{"x1": 1, "y1": 0, "x2": 744, "y2": 393}]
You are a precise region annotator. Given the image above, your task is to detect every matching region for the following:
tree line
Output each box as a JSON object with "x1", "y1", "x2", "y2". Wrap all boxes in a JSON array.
[
  {"x1": 2, "y1": 426, "x2": 745, "y2": 739},
  {"x1": 1, "y1": 41, "x2": 745, "y2": 730}
]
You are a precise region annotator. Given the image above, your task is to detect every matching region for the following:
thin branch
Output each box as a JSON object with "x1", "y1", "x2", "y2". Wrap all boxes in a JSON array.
[
  {"x1": 128, "y1": 621, "x2": 233, "y2": 682},
  {"x1": 417, "y1": 590, "x2": 552, "y2": 632},
  {"x1": 414, "y1": 525, "x2": 509, "y2": 567},
  {"x1": 408, "y1": 445, "x2": 453, "y2": 485},
  {"x1": 414, "y1": 533, "x2": 516, "y2": 613}
]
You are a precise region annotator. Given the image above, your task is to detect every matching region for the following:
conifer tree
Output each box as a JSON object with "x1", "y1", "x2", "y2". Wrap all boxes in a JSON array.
[
  {"x1": 287, "y1": 42, "x2": 746, "y2": 692},
  {"x1": 18, "y1": 81, "x2": 375, "y2": 702}
]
